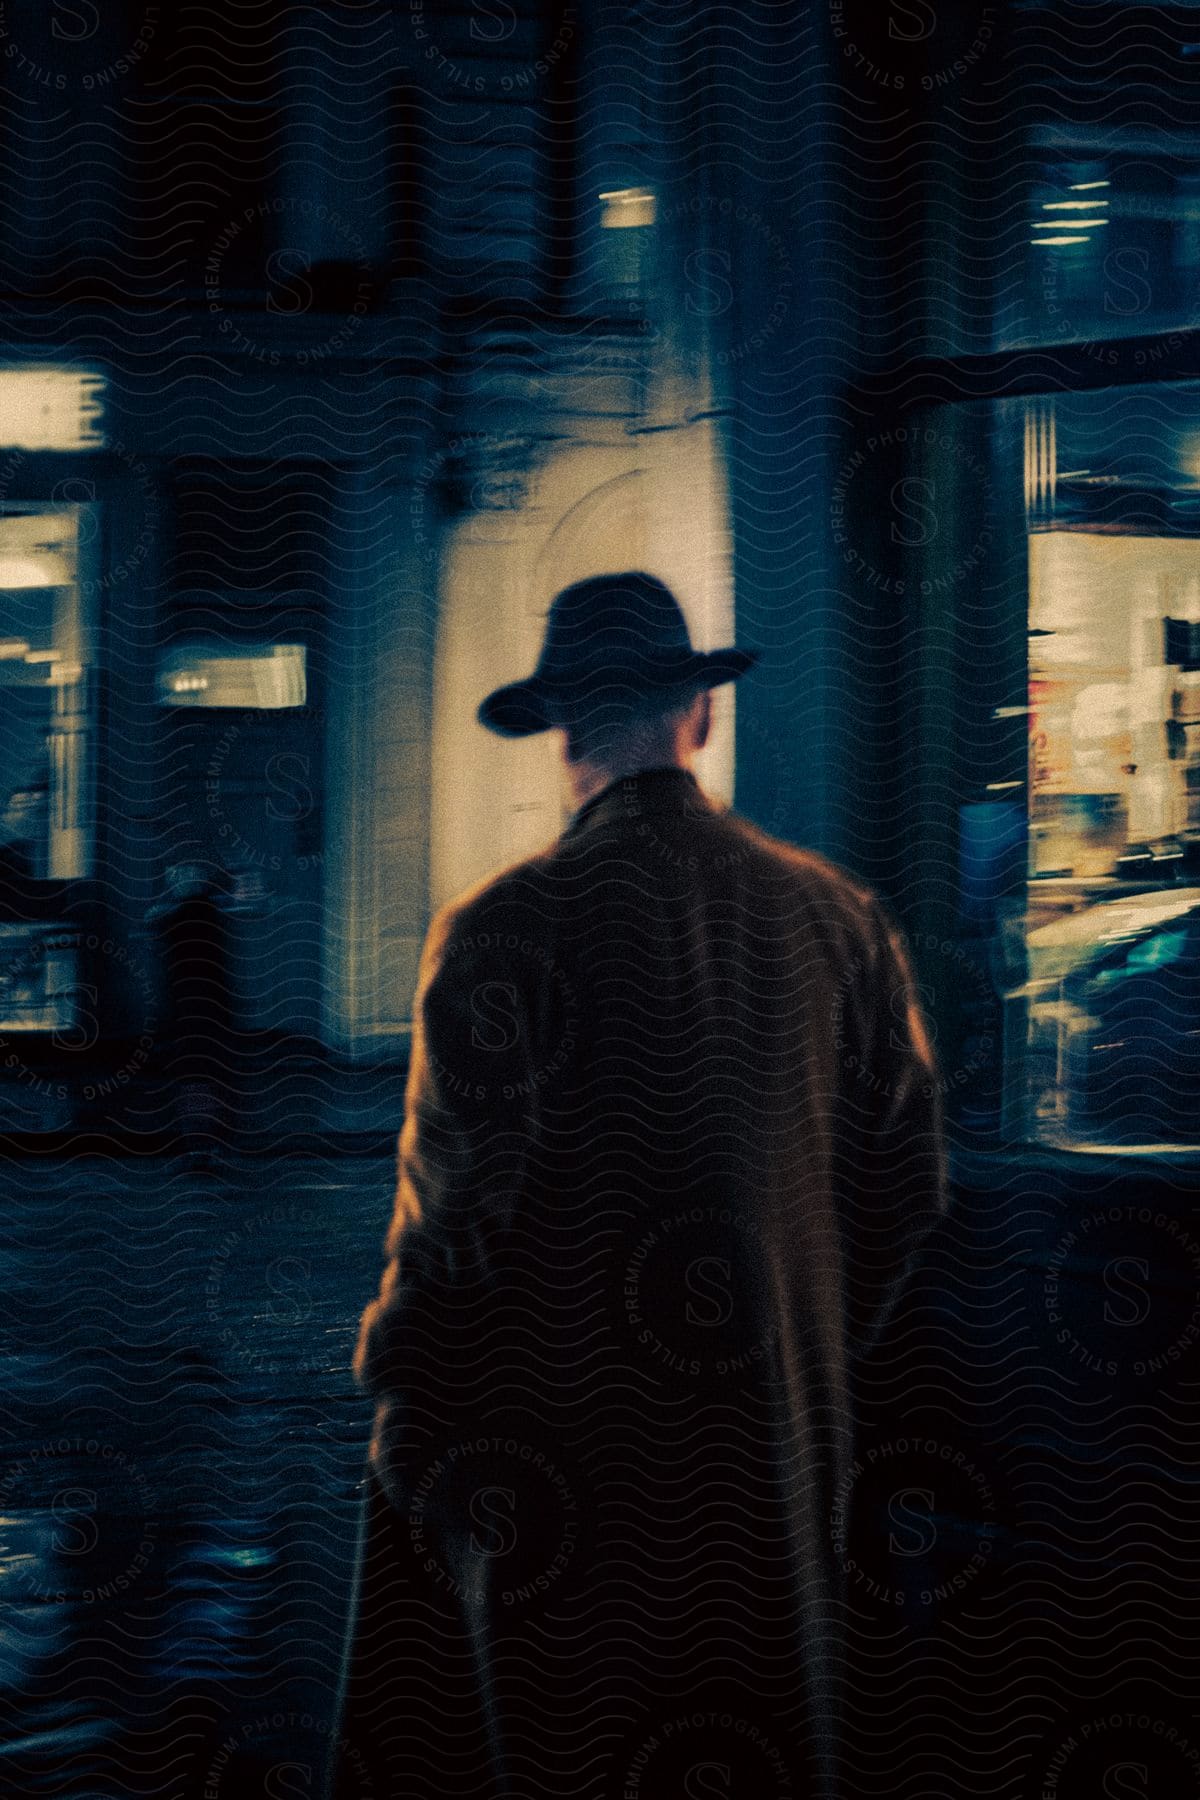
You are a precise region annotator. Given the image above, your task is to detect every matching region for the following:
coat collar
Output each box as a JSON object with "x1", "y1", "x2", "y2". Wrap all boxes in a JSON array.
[{"x1": 564, "y1": 766, "x2": 713, "y2": 837}]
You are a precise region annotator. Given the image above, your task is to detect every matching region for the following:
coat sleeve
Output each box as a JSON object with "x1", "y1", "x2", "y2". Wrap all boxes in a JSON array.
[
  {"x1": 352, "y1": 901, "x2": 534, "y2": 1412},
  {"x1": 838, "y1": 897, "x2": 951, "y2": 1363}
]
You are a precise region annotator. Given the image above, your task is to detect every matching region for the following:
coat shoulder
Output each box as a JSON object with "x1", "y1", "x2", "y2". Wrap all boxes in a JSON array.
[
  {"x1": 426, "y1": 841, "x2": 563, "y2": 951},
  {"x1": 711, "y1": 806, "x2": 885, "y2": 943},
  {"x1": 430, "y1": 798, "x2": 889, "y2": 968}
]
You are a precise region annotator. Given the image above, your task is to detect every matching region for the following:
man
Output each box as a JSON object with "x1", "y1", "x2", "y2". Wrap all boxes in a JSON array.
[{"x1": 330, "y1": 572, "x2": 948, "y2": 1800}]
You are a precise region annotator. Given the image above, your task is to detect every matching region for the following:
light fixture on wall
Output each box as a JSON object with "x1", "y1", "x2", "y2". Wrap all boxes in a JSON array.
[
  {"x1": 0, "y1": 551, "x2": 70, "y2": 588},
  {"x1": 599, "y1": 188, "x2": 656, "y2": 230},
  {"x1": 157, "y1": 643, "x2": 307, "y2": 709}
]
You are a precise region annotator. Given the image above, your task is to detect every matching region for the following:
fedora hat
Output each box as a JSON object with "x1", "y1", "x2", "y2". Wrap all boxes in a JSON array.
[{"x1": 477, "y1": 571, "x2": 759, "y2": 738}]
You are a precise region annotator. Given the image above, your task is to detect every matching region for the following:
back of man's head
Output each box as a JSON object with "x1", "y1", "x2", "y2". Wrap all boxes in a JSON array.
[{"x1": 558, "y1": 679, "x2": 708, "y2": 772}]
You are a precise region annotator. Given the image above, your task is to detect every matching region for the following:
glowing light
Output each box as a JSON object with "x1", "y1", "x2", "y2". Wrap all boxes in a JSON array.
[
  {"x1": 159, "y1": 643, "x2": 306, "y2": 708},
  {"x1": 1031, "y1": 235, "x2": 1094, "y2": 246},
  {"x1": 599, "y1": 188, "x2": 656, "y2": 229},
  {"x1": 1069, "y1": 180, "x2": 1111, "y2": 190},
  {"x1": 0, "y1": 367, "x2": 105, "y2": 451},
  {"x1": 1042, "y1": 200, "x2": 1110, "y2": 210},
  {"x1": 0, "y1": 553, "x2": 69, "y2": 587}
]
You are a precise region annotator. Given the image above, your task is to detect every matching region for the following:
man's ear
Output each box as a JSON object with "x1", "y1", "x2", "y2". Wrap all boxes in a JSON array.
[{"x1": 694, "y1": 687, "x2": 713, "y2": 751}]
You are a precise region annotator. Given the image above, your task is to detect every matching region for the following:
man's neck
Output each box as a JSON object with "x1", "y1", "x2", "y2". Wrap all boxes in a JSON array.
[{"x1": 566, "y1": 755, "x2": 691, "y2": 811}]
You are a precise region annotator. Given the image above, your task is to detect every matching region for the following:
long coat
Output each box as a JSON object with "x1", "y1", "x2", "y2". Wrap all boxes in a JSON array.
[{"x1": 331, "y1": 766, "x2": 949, "y2": 1800}]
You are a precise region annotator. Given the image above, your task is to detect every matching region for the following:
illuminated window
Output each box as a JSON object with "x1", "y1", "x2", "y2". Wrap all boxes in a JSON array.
[
  {"x1": 595, "y1": 185, "x2": 657, "y2": 309},
  {"x1": 0, "y1": 508, "x2": 92, "y2": 888},
  {"x1": 993, "y1": 9, "x2": 1200, "y2": 351},
  {"x1": 157, "y1": 643, "x2": 307, "y2": 710},
  {"x1": 1015, "y1": 387, "x2": 1200, "y2": 1149},
  {"x1": 0, "y1": 368, "x2": 105, "y2": 452},
  {"x1": 599, "y1": 187, "x2": 657, "y2": 231},
  {"x1": 852, "y1": 379, "x2": 1200, "y2": 1154}
]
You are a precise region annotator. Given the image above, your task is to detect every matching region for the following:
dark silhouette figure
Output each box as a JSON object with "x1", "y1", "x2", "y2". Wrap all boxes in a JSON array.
[
  {"x1": 330, "y1": 575, "x2": 949, "y2": 1800},
  {"x1": 147, "y1": 862, "x2": 237, "y2": 1154}
]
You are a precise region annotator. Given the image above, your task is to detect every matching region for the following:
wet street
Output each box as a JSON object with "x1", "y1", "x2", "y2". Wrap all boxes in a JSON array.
[
  {"x1": 0, "y1": 1150, "x2": 395, "y2": 1800},
  {"x1": 2, "y1": 1147, "x2": 1198, "y2": 1797}
]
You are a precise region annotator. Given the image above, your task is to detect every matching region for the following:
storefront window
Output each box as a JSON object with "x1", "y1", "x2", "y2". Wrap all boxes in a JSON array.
[
  {"x1": 1013, "y1": 385, "x2": 1200, "y2": 1149},
  {"x1": 0, "y1": 503, "x2": 96, "y2": 1038},
  {"x1": 0, "y1": 507, "x2": 93, "y2": 882}
]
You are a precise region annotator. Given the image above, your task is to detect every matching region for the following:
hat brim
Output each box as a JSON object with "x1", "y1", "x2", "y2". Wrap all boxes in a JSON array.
[{"x1": 477, "y1": 647, "x2": 760, "y2": 739}]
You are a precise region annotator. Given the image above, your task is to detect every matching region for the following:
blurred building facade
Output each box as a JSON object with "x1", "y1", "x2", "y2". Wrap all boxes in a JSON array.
[
  {"x1": 0, "y1": 0, "x2": 828, "y2": 1124},
  {"x1": 3, "y1": 0, "x2": 1200, "y2": 1158}
]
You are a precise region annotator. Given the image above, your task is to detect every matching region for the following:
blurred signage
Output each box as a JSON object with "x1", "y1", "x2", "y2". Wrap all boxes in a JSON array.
[
  {"x1": 157, "y1": 643, "x2": 307, "y2": 710},
  {"x1": 0, "y1": 368, "x2": 106, "y2": 451}
]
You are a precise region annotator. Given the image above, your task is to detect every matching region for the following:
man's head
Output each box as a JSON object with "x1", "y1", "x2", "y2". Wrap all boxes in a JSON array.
[
  {"x1": 475, "y1": 571, "x2": 756, "y2": 805},
  {"x1": 555, "y1": 678, "x2": 714, "y2": 806}
]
